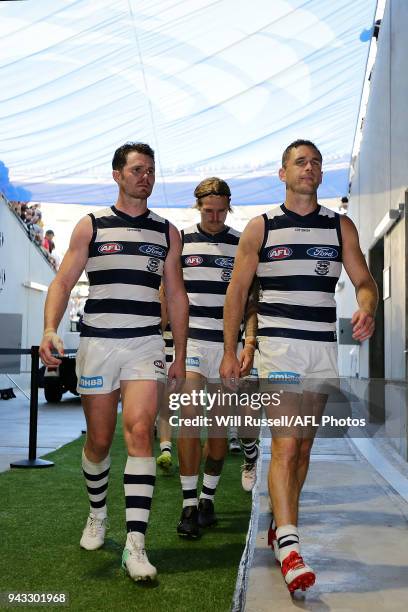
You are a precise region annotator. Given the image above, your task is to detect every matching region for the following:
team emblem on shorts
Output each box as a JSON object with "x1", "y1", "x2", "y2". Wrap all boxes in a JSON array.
[
  {"x1": 147, "y1": 257, "x2": 160, "y2": 272},
  {"x1": 315, "y1": 260, "x2": 330, "y2": 276},
  {"x1": 267, "y1": 246, "x2": 293, "y2": 260},
  {"x1": 154, "y1": 360, "x2": 165, "y2": 369},
  {"x1": 185, "y1": 255, "x2": 203, "y2": 266},
  {"x1": 98, "y1": 242, "x2": 123, "y2": 254},
  {"x1": 215, "y1": 257, "x2": 234, "y2": 268},
  {"x1": 221, "y1": 269, "x2": 232, "y2": 281}
]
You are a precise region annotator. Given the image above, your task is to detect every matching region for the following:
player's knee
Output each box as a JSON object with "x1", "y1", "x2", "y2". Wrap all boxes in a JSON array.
[
  {"x1": 85, "y1": 433, "x2": 112, "y2": 458},
  {"x1": 126, "y1": 420, "x2": 151, "y2": 448},
  {"x1": 272, "y1": 439, "x2": 301, "y2": 467}
]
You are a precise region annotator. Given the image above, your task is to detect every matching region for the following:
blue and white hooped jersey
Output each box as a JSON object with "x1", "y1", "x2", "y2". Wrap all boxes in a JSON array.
[
  {"x1": 181, "y1": 223, "x2": 240, "y2": 343},
  {"x1": 256, "y1": 204, "x2": 342, "y2": 343},
  {"x1": 82, "y1": 206, "x2": 169, "y2": 339}
]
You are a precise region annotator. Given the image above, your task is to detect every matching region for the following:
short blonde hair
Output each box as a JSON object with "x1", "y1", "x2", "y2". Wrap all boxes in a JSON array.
[{"x1": 193, "y1": 177, "x2": 232, "y2": 211}]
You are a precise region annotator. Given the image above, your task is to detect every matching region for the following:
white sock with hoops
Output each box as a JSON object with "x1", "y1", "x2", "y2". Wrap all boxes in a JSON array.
[{"x1": 276, "y1": 524, "x2": 300, "y2": 563}]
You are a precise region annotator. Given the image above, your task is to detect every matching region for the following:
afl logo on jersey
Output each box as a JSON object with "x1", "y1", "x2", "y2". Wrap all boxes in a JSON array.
[
  {"x1": 98, "y1": 242, "x2": 123, "y2": 254},
  {"x1": 154, "y1": 360, "x2": 165, "y2": 369},
  {"x1": 139, "y1": 244, "x2": 166, "y2": 258},
  {"x1": 307, "y1": 246, "x2": 338, "y2": 259},
  {"x1": 221, "y1": 269, "x2": 232, "y2": 282},
  {"x1": 185, "y1": 255, "x2": 203, "y2": 266},
  {"x1": 267, "y1": 246, "x2": 293, "y2": 260},
  {"x1": 215, "y1": 257, "x2": 234, "y2": 268}
]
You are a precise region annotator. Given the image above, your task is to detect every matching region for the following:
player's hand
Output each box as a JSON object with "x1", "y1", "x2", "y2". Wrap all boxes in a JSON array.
[
  {"x1": 219, "y1": 352, "x2": 240, "y2": 389},
  {"x1": 39, "y1": 330, "x2": 64, "y2": 366},
  {"x1": 167, "y1": 358, "x2": 185, "y2": 392},
  {"x1": 351, "y1": 309, "x2": 375, "y2": 342},
  {"x1": 238, "y1": 345, "x2": 255, "y2": 377}
]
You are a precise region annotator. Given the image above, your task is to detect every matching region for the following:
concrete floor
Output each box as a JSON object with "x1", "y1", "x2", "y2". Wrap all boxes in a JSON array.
[
  {"x1": 0, "y1": 378, "x2": 85, "y2": 472},
  {"x1": 245, "y1": 437, "x2": 408, "y2": 611}
]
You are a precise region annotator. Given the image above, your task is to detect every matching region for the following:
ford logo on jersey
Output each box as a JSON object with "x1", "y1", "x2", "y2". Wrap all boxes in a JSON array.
[
  {"x1": 139, "y1": 244, "x2": 166, "y2": 258},
  {"x1": 214, "y1": 257, "x2": 234, "y2": 268},
  {"x1": 185, "y1": 255, "x2": 203, "y2": 266},
  {"x1": 307, "y1": 246, "x2": 338, "y2": 259},
  {"x1": 98, "y1": 242, "x2": 123, "y2": 254},
  {"x1": 267, "y1": 246, "x2": 293, "y2": 260}
]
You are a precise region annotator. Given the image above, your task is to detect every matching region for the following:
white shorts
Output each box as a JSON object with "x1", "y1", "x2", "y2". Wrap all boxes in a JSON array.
[
  {"x1": 76, "y1": 335, "x2": 166, "y2": 394},
  {"x1": 258, "y1": 337, "x2": 338, "y2": 394},
  {"x1": 185, "y1": 338, "x2": 243, "y2": 380}
]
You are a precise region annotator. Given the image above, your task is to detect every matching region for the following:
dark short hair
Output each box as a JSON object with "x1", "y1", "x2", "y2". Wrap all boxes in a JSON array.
[
  {"x1": 282, "y1": 139, "x2": 322, "y2": 168},
  {"x1": 112, "y1": 142, "x2": 155, "y2": 171},
  {"x1": 45, "y1": 230, "x2": 54, "y2": 236}
]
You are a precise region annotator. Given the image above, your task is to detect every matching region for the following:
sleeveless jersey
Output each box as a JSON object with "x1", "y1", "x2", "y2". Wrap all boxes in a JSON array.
[
  {"x1": 81, "y1": 206, "x2": 169, "y2": 338},
  {"x1": 256, "y1": 204, "x2": 342, "y2": 342},
  {"x1": 181, "y1": 223, "x2": 240, "y2": 343}
]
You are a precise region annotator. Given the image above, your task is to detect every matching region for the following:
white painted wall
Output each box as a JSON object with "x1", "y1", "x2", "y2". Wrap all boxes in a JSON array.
[
  {"x1": 338, "y1": 0, "x2": 408, "y2": 379},
  {"x1": 0, "y1": 195, "x2": 70, "y2": 371},
  {"x1": 336, "y1": 0, "x2": 408, "y2": 458}
]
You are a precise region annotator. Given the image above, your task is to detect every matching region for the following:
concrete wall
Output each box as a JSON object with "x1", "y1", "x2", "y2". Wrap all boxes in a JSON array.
[
  {"x1": 337, "y1": 0, "x2": 408, "y2": 457},
  {"x1": 0, "y1": 196, "x2": 69, "y2": 371}
]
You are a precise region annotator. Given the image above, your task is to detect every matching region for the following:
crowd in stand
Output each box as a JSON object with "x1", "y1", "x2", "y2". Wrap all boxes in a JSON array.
[{"x1": 6, "y1": 198, "x2": 59, "y2": 271}]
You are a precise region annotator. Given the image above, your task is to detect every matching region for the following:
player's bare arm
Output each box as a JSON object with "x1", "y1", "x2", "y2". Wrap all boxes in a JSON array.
[
  {"x1": 159, "y1": 284, "x2": 169, "y2": 332},
  {"x1": 39, "y1": 216, "x2": 93, "y2": 366},
  {"x1": 340, "y1": 215, "x2": 378, "y2": 341},
  {"x1": 239, "y1": 277, "x2": 259, "y2": 376},
  {"x1": 163, "y1": 223, "x2": 189, "y2": 379},
  {"x1": 220, "y1": 216, "x2": 263, "y2": 378}
]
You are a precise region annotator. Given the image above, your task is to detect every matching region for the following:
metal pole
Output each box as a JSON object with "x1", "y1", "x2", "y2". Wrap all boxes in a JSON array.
[
  {"x1": 28, "y1": 345, "x2": 39, "y2": 461},
  {"x1": 10, "y1": 346, "x2": 54, "y2": 469}
]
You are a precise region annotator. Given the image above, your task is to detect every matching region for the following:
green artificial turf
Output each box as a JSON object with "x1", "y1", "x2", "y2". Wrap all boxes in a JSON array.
[{"x1": 0, "y1": 419, "x2": 252, "y2": 612}]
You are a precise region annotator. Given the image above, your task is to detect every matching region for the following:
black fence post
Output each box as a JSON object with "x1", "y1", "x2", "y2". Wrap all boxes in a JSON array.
[
  {"x1": 10, "y1": 346, "x2": 54, "y2": 469},
  {"x1": 28, "y1": 345, "x2": 40, "y2": 461}
]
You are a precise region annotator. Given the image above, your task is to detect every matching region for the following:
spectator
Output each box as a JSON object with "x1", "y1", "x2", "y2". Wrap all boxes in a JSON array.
[
  {"x1": 24, "y1": 206, "x2": 33, "y2": 226},
  {"x1": 10, "y1": 200, "x2": 21, "y2": 216},
  {"x1": 4, "y1": 195, "x2": 58, "y2": 270},
  {"x1": 33, "y1": 225, "x2": 43, "y2": 247},
  {"x1": 20, "y1": 202, "x2": 28, "y2": 221},
  {"x1": 31, "y1": 203, "x2": 42, "y2": 227},
  {"x1": 43, "y1": 230, "x2": 55, "y2": 253}
]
